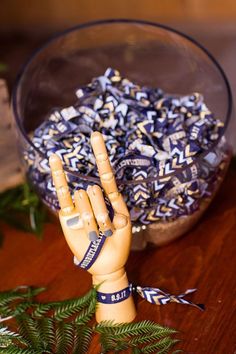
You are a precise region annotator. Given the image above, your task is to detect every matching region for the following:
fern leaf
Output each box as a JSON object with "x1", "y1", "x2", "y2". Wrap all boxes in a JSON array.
[
  {"x1": 99, "y1": 333, "x2": 114, "y2": 353},
  {"x1": 1, "y1": 286, "x2": 181, "y2": 354},
  {"x1": 31, "y1": 304, "x2": 52, "y2": 318},
  {"x1": 74, "y1": 296, "x2": 97, "y2": 326},
  {"x1": 0, "y1": 325, "x2": 18, "y2": 348},
  {"x1": 37, "y1": 317, "x2": 55, "y2": 350},
  {"x1": 0, "y1": 324, "x2": 30, "y2": 349},
  {"x1": 0, "y1": 303, "x2": 14, "y2": 317},
  {"x1": 142, "y1": 337, "x2": 180, "y2": 353},
  {"x1": 95, "y1": 320, "x2": 175, "y2": 338},
  {"x1": 99, "y1": 333, "x2": 131, "y2": 353},
  {"x1": 54, "y1": 321, "x2": 74, "y2": 354},
  {"x1": 0, "y1": 302, "x2": 33, "y2": 324},
  {"x1": 0, "y1": 287, "x2": 45, "y2": 308},
  {"x1": 0, "y1": 293, "x2": 26, "y2": 308},
  {"x1": 129, "y1": 329, "x2": 177, "y2": 345},
  {"x1": 53, "y1": 288, "x2": 96, "y2": 321},
  {"x1": 0, "y1": 346, "x2": 42, "y2": 353},
  {"x1": 72, "y1": 325, "x2": 93, "y2": 354},
  {"x1": 17, "y1": 315, "x2": 42, "y2": 351},
  {"x1": 13, "y1": 303, "x2": 33, "y2": 318},
  {"x1": 30, "y1": 288, "x2": 96, "y2": 320}
]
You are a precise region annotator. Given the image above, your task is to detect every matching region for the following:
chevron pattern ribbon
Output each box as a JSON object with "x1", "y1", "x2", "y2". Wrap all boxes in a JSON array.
[
  {"x1": 96, "y1": 283, "x2": 204, "y2": 310},
  {"x1": 24, "y1": 68, "x2": 229, "y2": 226},
  {"x1": 135, "y1": 285, "x2": 205, "y2": 311}
]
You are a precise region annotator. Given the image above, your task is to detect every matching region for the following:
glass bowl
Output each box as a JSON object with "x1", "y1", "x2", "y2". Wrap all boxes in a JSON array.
[{"x1": 12, "y1": 19, "x2": 233, "y2": 249}]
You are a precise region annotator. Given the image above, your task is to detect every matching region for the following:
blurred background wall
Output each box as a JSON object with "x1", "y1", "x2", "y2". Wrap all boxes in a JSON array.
[
  {"x1": 1, "y1": 0, "x2": 236, "y2": 90},
  {"x1": 0, "y1": 0, "x2": 235, "y2": 142},
  {"x1": 1, "y1": 0, "x2": 236, "y2": 31}
]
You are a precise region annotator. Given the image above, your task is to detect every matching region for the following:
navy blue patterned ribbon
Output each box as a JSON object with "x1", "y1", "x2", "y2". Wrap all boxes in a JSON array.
[
  {"x1": 97, "y1": 285, "x2": 132, "y2": 304},
  {"x1": 74, "y1": 238, "x2": 204, "y2": 310},
  {"x1": 96, "y1": 284, "x2": 204, "y2": 310},
  {"x1": 74, "y1": 203, "x2": 113, "y2": 270},
  {"x1": 135, "y1": 285, "x2": 205, "y2": 310},
  {"x1": 74, "y1": 235, "x2": 106, "y2": 270},
  {"x1": 26, "y1": 67, "x2": 227, "y2": 228}
]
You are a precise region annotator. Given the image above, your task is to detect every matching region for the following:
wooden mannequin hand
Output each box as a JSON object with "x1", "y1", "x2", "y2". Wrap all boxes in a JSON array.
[
  {"x1": 49, "y1": 131, "x2": 131, "y2": 275},
  {"x1": 49, "y1": 131, "x2": 136, "y2": 323}
]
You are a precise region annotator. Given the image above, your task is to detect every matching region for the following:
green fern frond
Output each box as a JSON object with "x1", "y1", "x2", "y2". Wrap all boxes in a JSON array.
[
  {"x1": 0, "y1": 325, "x2": 19, "y2": 348},
  {"x1": 54, "y1": 321, "x2": 74, "y2": 354},
  {"x1": 0, "y1": 287, "x2": 180, "y2": 353},
  {"x1": 96, "y1": 321, "x2": 179, "y2": 353},
  {"x1": 96, "y1": 320, "x2": 175, "y2": 338},
  {"x1": 0, "y1": 293, "x2": 26, "y2": 308},
  {"x1": 0, "y1": 287, "x2": 45, "y2": 308},
  {"x1": 0, "y1": 287, "x2": 45, "y2": 323},
  {"x1": 0, "y1": 302, "x2": 32, "y2": 321},
  {"x1": 72, "y1": 325, "x2": 93, "y2": 354},
  {"x1": 0, "y1": 346, "x2": 42, "y2": 353},
  {"x1": 37, "y1": 317, "x2": 55, "y2": 350},
  {"x1": 109, "y1": 339, "x2": 130, "y2": 351},
  {"x1": 129, "y1": 329, "x2": 177, "y2": 345},
  {"x1": 30, "y1": 287, "x2": 96, "y2": 320},
  {"x1": 99, "y1": 333, "x2": 131, "y2": 352},
  {"x1": 17, "y1": 315, "x2": 42, "y2": 351},
  {"x1": 31, "y1": 304, "x2": 52, "y2": 318},
  {"x1": 0, "y1": 324, "x2": 30, "y2": 349},
  {"x1": 99, "y1": 333, "x2": 114, "y2": 353},
  {"x1": 53, "y1": 287, "x2": 96, "y2": 321},
  {"x1": 0, "y1": 304, "x2": 12, "y2": 317},
  {"x1": 12, "y1": 303, "x2": 33, "y2": 318},
  {"x1": 142, "y1": 337, "x2": 180, "y2": 353},
  {"x1": 74, "y1": 296, "x2": 97, "y2": 326}
]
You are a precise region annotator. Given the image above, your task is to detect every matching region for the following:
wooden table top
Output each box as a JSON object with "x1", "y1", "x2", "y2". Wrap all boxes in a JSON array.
[{"x1": 0, "y1": 165, "x2": 236, "y2": 354}]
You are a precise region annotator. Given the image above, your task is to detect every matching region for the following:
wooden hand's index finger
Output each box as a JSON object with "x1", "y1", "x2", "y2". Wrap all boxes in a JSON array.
[
  {"x1": 49, "y1": 154, "x2": 74, "y2": 215},
  {"x1": 91, "y1": 132, "x2": 129, "y2": 217}
]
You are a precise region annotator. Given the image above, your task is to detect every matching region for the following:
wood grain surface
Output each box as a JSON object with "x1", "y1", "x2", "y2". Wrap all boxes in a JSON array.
[{"x1": 0, "y1": 166, "x2": 236, "y2": 353}]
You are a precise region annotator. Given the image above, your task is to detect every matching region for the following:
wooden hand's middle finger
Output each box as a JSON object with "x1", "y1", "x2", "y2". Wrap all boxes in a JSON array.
[
  {"x1": 74, "y1": 189, "x2": 99, "y2": 242},
  {"x1": 87, "y1": 185, "x2": 114, "y2": 237},
  {"x1": 91, "y1": 131, "x2": 129, "y2": 217}
]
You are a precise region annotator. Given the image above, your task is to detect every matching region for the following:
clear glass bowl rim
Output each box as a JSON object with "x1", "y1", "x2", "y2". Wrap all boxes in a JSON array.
[{"x1": 12, "y1": 18, "x2": 233, "y2": 185}]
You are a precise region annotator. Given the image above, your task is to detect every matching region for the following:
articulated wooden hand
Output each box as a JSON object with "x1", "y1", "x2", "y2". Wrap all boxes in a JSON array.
[{"x1": 49, "y1": 131, "x2": 136, "y2": 323}]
